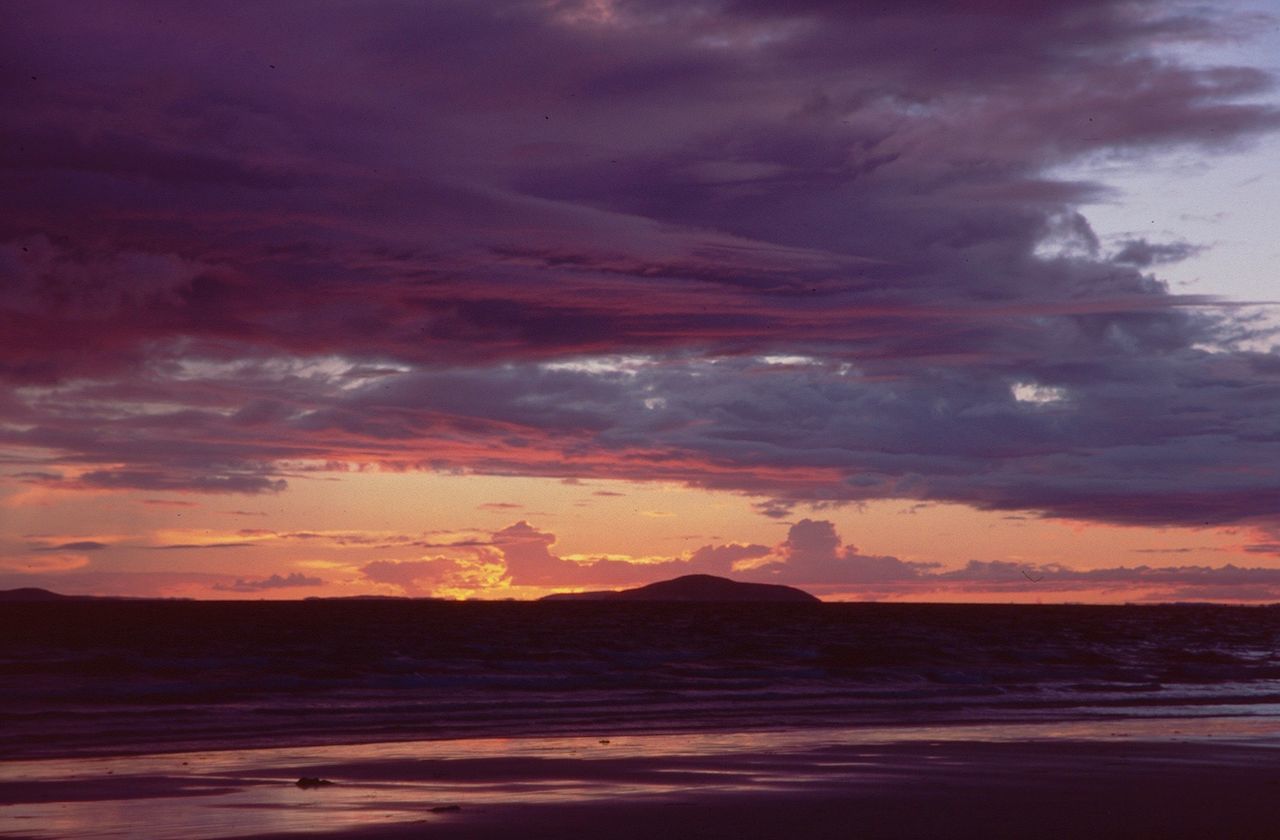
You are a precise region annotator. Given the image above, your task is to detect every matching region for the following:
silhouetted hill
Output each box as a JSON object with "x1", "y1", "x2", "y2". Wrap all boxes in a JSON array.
[
  {"x1": 540, "y1": 574, "x2": 819, "y2": 603},
  {"x1": 0, "y1": 588, "x2": 162, "y2": 602},
  {"x1": 0, "y1": 587, "x2": 74, "y2": 601}
]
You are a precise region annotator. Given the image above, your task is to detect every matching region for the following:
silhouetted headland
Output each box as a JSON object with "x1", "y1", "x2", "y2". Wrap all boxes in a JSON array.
[
  {"x1": 0, "y1": 588, "x2": 180, "y2": 602},
  {"x1": 539, "y1": 574, "x2": 819, "y2": 603},
  {"x1": 0, "y1": 587, "x2": 73, "y2": 601}
]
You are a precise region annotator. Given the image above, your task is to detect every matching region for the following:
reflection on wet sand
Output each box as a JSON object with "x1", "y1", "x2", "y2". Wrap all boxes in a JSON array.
[{"x1": 3, "y1": 716, "x2": 1279, "y2": 839}]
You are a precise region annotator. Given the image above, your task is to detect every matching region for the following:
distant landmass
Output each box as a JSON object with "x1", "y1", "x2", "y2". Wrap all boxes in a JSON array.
[
  {"x1": 0, "y1": 588, "x2": 182, "y2": 602},
  {"x1": 539, "y1": 574, "x2": 820, "y2": 603},
  {"x1": 304, "y1": 594, "x2": 414, "y2": 601},
  {"x1": 4, "y1": 578, "x2": 819, "y2": 603},
  {"x1": 0, "y1": 587, "x2": 76, "y2": 601}
]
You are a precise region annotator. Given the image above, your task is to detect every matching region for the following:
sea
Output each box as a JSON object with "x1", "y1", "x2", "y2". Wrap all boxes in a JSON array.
[{"x1": 3, "y1": 600, "x2": 1279, "y2": 760}]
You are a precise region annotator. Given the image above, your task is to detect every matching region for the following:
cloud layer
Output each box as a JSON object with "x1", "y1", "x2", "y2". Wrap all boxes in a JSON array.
[
  {"x1": 355, "y1": 518, "x2": 1280, "y2": 603},
  {"x1": 3, "y1": 1, "x2": 1280, "y2": 540},
  {"x1": 212, "y1": 572, "x2": 324, "y2": 593}
]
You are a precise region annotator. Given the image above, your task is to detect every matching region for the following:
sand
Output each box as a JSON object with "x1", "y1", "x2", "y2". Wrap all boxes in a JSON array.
[{"x1": 3, "y1": 717, "x2": 1279, "y2": 839}]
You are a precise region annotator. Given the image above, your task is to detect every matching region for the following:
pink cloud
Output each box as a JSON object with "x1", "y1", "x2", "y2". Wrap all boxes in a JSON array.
[
  {"x1": 478, "y1": 519, "x2": 1280, "y2": 602},
  {"x1": 359, "y1": 558, "x2": 457, "y2": 596},
  {"x1": 492, "y1": 521, "x2": 573, "y2": 585},
  {"x1": 0, "y1": 552, "x2": 90, "y2": 574}
]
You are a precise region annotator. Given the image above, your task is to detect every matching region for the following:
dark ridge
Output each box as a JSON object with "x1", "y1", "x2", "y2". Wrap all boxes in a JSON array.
[
  {"x1": 539, "y1": 574, "x2": 820, "y2": 603},
  {"x1": 303, "y1": 595, "x2": 414, "y2": 601},
  {"x1": 0, "y1": 588, "x2": 167, "y2": 602},
  {"x1": 0, "y1": 587, "x2": 73, "y2": 601}
]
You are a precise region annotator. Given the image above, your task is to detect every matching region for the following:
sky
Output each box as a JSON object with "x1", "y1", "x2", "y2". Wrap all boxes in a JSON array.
[{"x1": 4, "y1": 0, "x2": 1280, "y2": 602}]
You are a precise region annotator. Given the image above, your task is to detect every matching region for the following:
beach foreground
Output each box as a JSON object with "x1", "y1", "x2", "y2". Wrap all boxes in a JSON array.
[{"x1": 3, "y1": 717, "x2": 1279, "y2": 839}]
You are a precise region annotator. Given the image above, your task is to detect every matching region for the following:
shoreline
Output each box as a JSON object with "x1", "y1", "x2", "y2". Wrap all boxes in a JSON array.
[{"x1": 4, "y1": 716, "x2": 1279, "y2": 839}]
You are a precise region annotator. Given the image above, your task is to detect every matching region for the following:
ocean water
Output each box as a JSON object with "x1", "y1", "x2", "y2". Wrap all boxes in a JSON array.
[{"x1": 3, "y1": 600, "x2": 1279, "y2": 759}]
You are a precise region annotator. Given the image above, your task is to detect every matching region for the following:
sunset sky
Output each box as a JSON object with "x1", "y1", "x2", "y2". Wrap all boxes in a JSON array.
[{"x1": 4, "y1": 0, "x2": 1280, "y2": 602}]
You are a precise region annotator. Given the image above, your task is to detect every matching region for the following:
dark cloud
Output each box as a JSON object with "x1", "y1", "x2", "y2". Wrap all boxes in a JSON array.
[
  {"x1": 211, "y1": 572, "x2": 324, "y2": 593},
  {"x1": 1131, "y1": 547, "x2": 1206, "y2": 554},
  {"x1": 753, "y1": 499, "x2": 797, "y2": 519},
  {"x1": 1244, "y1": 543, "x2": 1280, "y2": 555},
  {"x1": 30, "y1": 540, "x2": 108, "y2": 552},
  {"x1": 939, "y1": 559, "x2": 1280, "y2": 602},
  {"x1": 12, "y1": 471, "x2": 64, "y2": 483},
  {"x1": 80, "y1": 470, "x2": 287, "y2": 495},
  {"x1": 1111, "y1": 239, "x2": 1204, "y2": 267},
  {"x1": 2, "y1": 1, "x2": 1279, "y2": 530}
]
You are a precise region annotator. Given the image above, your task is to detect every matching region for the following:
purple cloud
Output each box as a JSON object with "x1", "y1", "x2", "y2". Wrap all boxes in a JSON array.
[
  {"x1": 1, "y1": 0, "x2": 1279, "y2": 534},
  {"x1": 938, "y1": 558, "x2": 1280, "y2": 601},
  {"x1": 212, "y1": 572, "x2": 325, "y2": 593},
  {"x1": 31, "y1": 541, "x2": 108, "y2": 552},
  {"x1": 1111, "y1": 239, "x2": 1204, "y2": 267}
]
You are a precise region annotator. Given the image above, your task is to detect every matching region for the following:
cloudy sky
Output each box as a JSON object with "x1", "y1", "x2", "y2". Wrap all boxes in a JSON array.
[{"x1": 4, "y1": 0, "x2": 1280, "y2": 602}]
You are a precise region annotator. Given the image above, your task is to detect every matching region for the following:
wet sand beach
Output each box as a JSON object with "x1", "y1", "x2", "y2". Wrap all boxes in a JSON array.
[{"x1": 4, "y1": 717, "x2": 1279, "y2": 839}]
